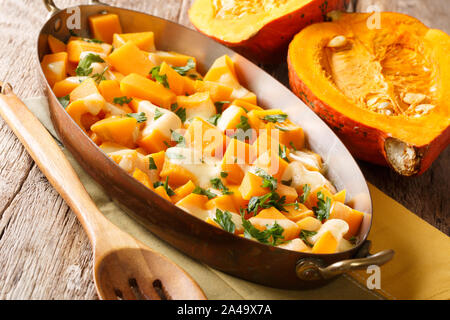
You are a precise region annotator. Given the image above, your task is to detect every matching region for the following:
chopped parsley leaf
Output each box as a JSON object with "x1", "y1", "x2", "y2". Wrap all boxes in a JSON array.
[
  {"x1": 75, "y1": 53, "x2": 105, "y2": 76},
  {"x1": 172, "y1": 58, "x2": 196, "y2": 76},
  {"x1": 313, "y1": 191, "x2": 332, "y2": 221},
  {"x1": 113, "y1": 96, "x2": 132, "y2": 106},
  {"x1": 57, "y1": 95, "x2": 70, "y2": 109},
  {"x1": 213, "y1": 209, "x2": 236, "y2": 233},
  {"x1": 148, "y1": 157, "x2": 157, "y2": 170},
  {"x1": 149, "y1": 65, "x2": 170, "y2": 88},
  {"x1": 299, "y1": 230, "x2": 317, "y2": 247},
  {"x1": 299, "y1": 184, "x2": 311, "y2": 204},
  {"x1": 192, "y1": 186, "x2": 216, "y2": 200},
  {"x1": 262, "y1": 113, "x2": 288, "y2": 123},
  {"x1": 126, "y1": 112, "x2": 147, "y2": 123},
  {"x1": 210, "y1": 178, "x2": 233, "y2": 195}
]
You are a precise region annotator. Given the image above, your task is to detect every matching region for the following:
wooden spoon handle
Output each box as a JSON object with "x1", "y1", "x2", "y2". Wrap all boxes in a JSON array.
[{"x1": 0, "y1": 83, "x2": 111, "y2": 244}]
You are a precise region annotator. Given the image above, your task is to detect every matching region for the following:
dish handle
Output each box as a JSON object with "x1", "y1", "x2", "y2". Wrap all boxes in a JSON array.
[
  {"x1": 295, "y1": 241, "x2": 394, "y2": 281},
  {"x1": 42, "y1": 0, "x2": 109, "y2": 14}
]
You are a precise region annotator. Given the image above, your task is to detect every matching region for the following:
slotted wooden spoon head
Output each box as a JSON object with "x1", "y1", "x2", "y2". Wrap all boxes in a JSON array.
[{"x1": 94, "y1": 246, "x2": 206, "y2": 300}]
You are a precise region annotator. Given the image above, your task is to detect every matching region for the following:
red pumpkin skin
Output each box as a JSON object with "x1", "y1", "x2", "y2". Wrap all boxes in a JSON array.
[
  {"x1": 190, "y1": 0, "x2": 348, "y2": 64},
  {"x1": 287, "y1": 52, "x2": 450, "y2": 176}
]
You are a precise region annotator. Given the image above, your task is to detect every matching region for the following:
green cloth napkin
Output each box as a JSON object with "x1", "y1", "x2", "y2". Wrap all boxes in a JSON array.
[{"x1": 25, "y1": 96, "x2": 382, "y2": 300}]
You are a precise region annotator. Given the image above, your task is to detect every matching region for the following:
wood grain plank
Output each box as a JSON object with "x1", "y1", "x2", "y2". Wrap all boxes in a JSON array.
[
  {"x1": 357, "y1": 0, "x2": 450, "y2": 32},
  {"x1": 0, "y1": 0, "x2": 448, "y2": 300},
  {"x1": 0, "y1": 0, "x2": 185, "y2": 300}
]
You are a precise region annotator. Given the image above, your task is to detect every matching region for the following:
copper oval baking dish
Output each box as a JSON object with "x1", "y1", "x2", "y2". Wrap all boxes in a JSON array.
[{"x1": 36, "y1": 0, "x2": 394, "y2": 289}]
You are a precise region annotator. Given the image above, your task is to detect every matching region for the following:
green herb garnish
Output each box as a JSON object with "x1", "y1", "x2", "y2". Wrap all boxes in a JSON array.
[
  {"x1": 153, "y1": 176, "x2": 175, "y2": 196},
  {"x1": 210, "y1": 178, "x2": 233, "y2": 195},
  {"x1": 171, "y1": 129, "x2": 185, "y2": 147},
  {"x1": 91, "y1": 66, "x2": 108, "y2": 83},
  {"x1": 214, "y1": 101, "x2": 230, "y2": 113},
  {"x1": 149, "y1": 65, "x2": 170, "y2": 88},
  {"x1": 126, "y1": 112, "x2": 147, "y2": 123},
  {"x1": 246, "y1": 192, "x2": 287, "y2": 216},
  {"x1": 113, "y1": 96, "x2": 132, "y2": 106},
  {"x1": 241, "y1": 215, "x2": 285, "y2": 246},
  {"x1": 172, "y1": 58, "x2": 196, "y2": 76},
  {"x1": 192, "y1": 186, "x2": 216, "y2": 200},
  {"x1": 220, "y1": 171, "x2": 228, "y2": 178},
  {"x1": 148, "y1": 157, "x2": 157, "y2": 170},
  {"x1": 57, "y1": 95, "x2": 70, "y2": 108},
  {"x1": 154, "y1": 108, "x2": 164, "y2": 120},
  {"x1": 299, "y1": 184, "x2": 311, "y2": 204},
  {"x1": 313, "y1": 191, "x2": 332, "y2": 221},
  {"x1": 253, "y1": 168, "x2": 277, "y2": 191},
  {"x1": 279, "y1": 144, "x2": 290, "y2": 163},
  {"x1": 75, "y1": 53, "x2": 105, "y2": 76},
  {"x1": 262, "y1": 113, "x2": 288, "y2": 123},
  {"x1": 299, "y1": 230, "x2": 317, "y2": 247},
  {"x1": 208, "y1": 114, "x2": 221, "y2": 126},
  {"x1": 213, "y1": 209, "x2": 236, "y2": 233}
]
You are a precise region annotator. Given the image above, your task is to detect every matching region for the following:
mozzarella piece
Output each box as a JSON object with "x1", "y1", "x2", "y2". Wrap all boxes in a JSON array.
[
  {"x1": 289, "y1": 150, "x2": 322, "y2": 171},
  {"x1": 277, "y1": 238, "x2": 309, "y2": 252},
  {"x1": 310, "y1": 219, "x2": 349, "y2": 245},
  {"x1": 138, "y1": 100, "x2": 182, "y2": 139},
  {"x1": 47, "y1": 61, "x2": 65, "y2": 74},
  {"x1": 282, "y1": 161, "x2": 336, "y2": 193},
  {"x1": 165, "y1": 147, "x2": 222, "y2": 189}
]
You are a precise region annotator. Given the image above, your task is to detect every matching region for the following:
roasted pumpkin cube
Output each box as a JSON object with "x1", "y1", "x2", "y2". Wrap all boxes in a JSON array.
[
  {"x1": 53, "y1": 76, "x2": 86, "y2": 97},
  {"x1": 113, "y1": 32, "x2": 155, "y2": 52},
  {"x1": 221, "y1": 138, "x2": 256, "y2": 185},
  {"x1": 312, "y1": 231, "x2": 338, "y2": 254},
  {"x1": 296, "y1": 216, "x2": 322, "y2": 232},
  {"x1": 253, "y1": 149, "x2": 289, "y2": 182},
  {"x1": 159, "y1": 62, "x2": 192, "y2": 96},
  {"x1": 329, "y1": 202, "x2": 365, "y2": 239},
  {"x1": 98, "y1": 80, "x2": 123, "y2": 103},
  {"x1": 48, "y1": 35, "x2": 66, "y2": 54},
  {"x1": 148, "y1": 51, "x2": 197, "y2": 67},
  {"x1": 216, "y1": 105, "x2": 248, "y2": 132},
  {"x1": 41, "y1": 52, "x2": 68, "y2": 87},
  {"x1": 67, "y1": 40, "x2": 111, "y2": 63},
  {"x1": 159, "y1": 159, "x2": 196, "y2": 187},
  {"x1": 91, "y1": 116, "x2": 138, "y2": 148},
  {"x1": 283, "y1": 204, "x2": 314, "y2": 222},
  {"x1": 132, "y1": 168, "x2": 153, "y2": 190},
  {"x1": 120, "y1": 73, "x2": 175, "y2": 109},
  {"x1": 176, "y1": 92, "x2": 216, "y2": 122},
  {"x1": 171, "y1": 180, "x2": 196, "y2": 204},
  {"x1": 184, "y1": 117, "x2": 228, "y2": 158},
  {"x1": 175, "y1": 193, "x2": 210, "y2": 220},
  {"x1": 205, "y1": 194, "x2": 237, "y2": 213},
  {"x1": 88, "y1": 13, "x2": 123, "y2": 44},
  {"x1": 194, "y1": 80, "x2": 233, "y2": 102},
  {"x1": 238, "y1": 171, "x2": 269, "y2": 200},
  {"x1": 108, "y1": 41, "x2": 154, "y2": 77}
]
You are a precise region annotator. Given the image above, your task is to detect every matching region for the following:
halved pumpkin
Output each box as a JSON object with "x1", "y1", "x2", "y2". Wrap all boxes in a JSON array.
[
  {"x1": 189, "y1": 0, "x2": 348, "y2": 63},
  {"x1": 288, "y1": 12, "x2": 450, "y2": 175}
]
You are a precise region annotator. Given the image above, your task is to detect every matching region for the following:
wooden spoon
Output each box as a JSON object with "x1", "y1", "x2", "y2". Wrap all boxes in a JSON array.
[{"x1": 0, "y1": 82, "x2": 206, "y2": 300}]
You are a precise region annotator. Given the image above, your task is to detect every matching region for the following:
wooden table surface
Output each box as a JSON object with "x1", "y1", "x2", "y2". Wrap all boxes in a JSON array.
[{"x1": 0, "y1": 0, "x2": 448, "y2": 299}]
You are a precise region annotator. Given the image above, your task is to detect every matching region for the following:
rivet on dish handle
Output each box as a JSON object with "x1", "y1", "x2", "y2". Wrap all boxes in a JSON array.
[
  {"x1": 42, "y1": 0, "x2": 59, "y2": 14},
  {"x1": 0, "y1": 81, "x2": 13, "y2": 95},
  {"x1": 295, "y1": 241, "x2": 395, "y2": 281}
]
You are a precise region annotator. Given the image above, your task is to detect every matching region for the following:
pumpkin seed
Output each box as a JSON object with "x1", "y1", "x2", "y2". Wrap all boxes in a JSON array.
[
  {"x1": 415, "y1": 104, "x2": 435, "y2": 115},
  {"x1": 403, "y1": 93, "x2": 427, "y2": 105},
  {"x1": 327, "y1": 35, "x2": 347, "y2": 48}
]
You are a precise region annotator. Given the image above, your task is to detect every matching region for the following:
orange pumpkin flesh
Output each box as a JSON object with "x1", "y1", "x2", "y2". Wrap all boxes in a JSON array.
[
  {"x1": 288, "y1": 12, "x2": 450, "y2": 176},
  {"x1": 188, "y1": 0, "x2": 348, "y2": 63}
]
